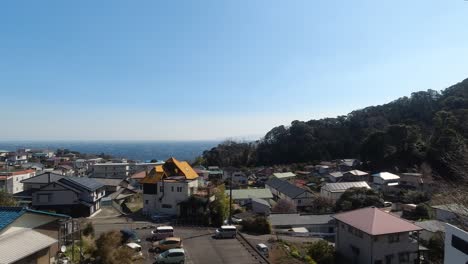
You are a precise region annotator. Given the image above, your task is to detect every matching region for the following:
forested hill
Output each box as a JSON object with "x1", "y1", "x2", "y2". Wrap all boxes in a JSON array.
[{"x1": 202, "y1": 78, "x2": 468, "y2": 181}]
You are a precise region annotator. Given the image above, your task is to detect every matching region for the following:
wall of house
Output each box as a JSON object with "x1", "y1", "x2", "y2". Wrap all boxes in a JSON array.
[
  {"x1": 336, "y1": 221, "x2": 418, "y2": 264},
  {"x1": 444, "y1": 223, "x2": 468, "y2": 264},
  {"x1": 143, "y1": 180, "x2": 198, "y2": 215},
  {"x1": 33, "y1": 190, "x2": 78, "y2": 206},
  {"x1": 11, "y1": 172, "x2": 35, "y2": 193},
  {"x1": 92, "y1": 164, "x2": 129, "y2": 178},
  {"x1": 320, "y1": 190, "x2": 344, "y2": 202}
]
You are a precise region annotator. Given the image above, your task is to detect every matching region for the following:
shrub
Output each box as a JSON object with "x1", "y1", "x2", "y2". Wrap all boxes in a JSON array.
[
  {"x1": 304, "y1": 255, "x2": 318, "y2": 264},
  {"x1": 307, "y1": 240, "x2": 334, "y2": 264},
  {"x1": 82, "y1": 222, "x2": 95, "y2": 237},
  {"x1": 241, "y1": 216, "x2": 271, "y2": 234}
]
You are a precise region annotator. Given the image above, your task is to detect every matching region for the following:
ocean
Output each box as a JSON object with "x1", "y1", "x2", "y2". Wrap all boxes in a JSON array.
[{"x1": 0, "y1": 141, "x2": 220, "y2": 162}]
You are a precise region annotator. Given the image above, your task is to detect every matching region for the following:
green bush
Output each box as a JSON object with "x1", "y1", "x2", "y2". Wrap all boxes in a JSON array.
[
  {"x1": 307, "y1": 240, "x2": 334, "y2": 264},
  {"x1": 82, "y1": 222, "x2": 95, "y2": 237},
  {"x1": 241, "y1": 216, "x2": 271, "y2": 234},
  {"x1": 304, "y1": 255, "x2": 318, "y2": 264}
]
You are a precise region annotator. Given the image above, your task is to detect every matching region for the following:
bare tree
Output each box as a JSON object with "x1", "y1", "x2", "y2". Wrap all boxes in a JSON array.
[{"x1": 272, "y1": 199, "x2": 296, "y2": 213}]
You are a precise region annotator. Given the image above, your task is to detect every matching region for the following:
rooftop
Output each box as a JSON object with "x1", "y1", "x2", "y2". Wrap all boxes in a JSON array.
[
  {"x1": 346, "y1": 170, "x2": 368, "y2": 176},
  {"x1": 0, "y1": 207, "x2": 69, "y2": 231},
  {"x1": 273, "y1": 172, "x2": 296, "y2": 179},
  {"x1": 414, "y1": 220, "x2": 446, "y2": 233},
  {"x1": 269, "y1": 213, "x2": 334, "y2": 226},
  {"x1": 372, "y1": 172, "x2": 400, "y2": 180},
  {"x1": 431, "y1": 203, "x2": 468, "y2": 217},
  {"x1": 321, "y1": 181, "x2": 370, "y2": 192},
  {"x1": 225, "y1": 188, "x2": 273, "y2": 200},
  {"x1": 266, "y1": 177, "x2": 311, "y2": 198},
  {"x1": 333, "y1": 207, "x2": 422, "y2": 235},
  {"x1": 59, "y1": 177, "x2": 104, "y2": 192},
  {"x1": 21, "y1": 172, "x2": 64, "y2": 184}
]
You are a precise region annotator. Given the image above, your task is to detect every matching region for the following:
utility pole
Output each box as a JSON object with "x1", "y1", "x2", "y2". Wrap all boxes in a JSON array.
[{"x1": 229, "y1": 172, "x2": 232, "y2": 225}]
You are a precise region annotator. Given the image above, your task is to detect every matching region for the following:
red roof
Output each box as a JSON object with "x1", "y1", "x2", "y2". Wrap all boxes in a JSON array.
[
  {"x1": 131, "y1": 171, "x2": 146, "y2": 179},
  {"x1": 0, "y1": 169, "x2": 35, "y2": 177},
  {"x1": 333, "y1": 207, "x2": 422, "y2": 235}
]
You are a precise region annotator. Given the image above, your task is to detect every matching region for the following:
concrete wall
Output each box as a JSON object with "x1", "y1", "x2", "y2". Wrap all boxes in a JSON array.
[{"x1": 444, "y1": 223, "x2": 468, "y2": 264}]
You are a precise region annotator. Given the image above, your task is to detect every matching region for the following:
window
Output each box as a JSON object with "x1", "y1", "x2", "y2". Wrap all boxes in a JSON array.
[
  {"x1": 297, "y1": 199, "x2": 302, "y2": 204},
  {"x1": 171, "y1": 186, "x2": 174, "y2": 192},
  {"x1": 160, "y1": 186, "x2": 164, "y2": 193},
  {"x1": 385, "y1": 254, "x2": 393, "y2": 264},
  {"x1": 452, "y1": 235, "x2": 468, "y2": 255},
  {"x1": 177, "y1": 187, "x2": 182, "y2": 192},
  {"x1": 398, "y1": 252, "x2": 409, "y2": 262},
  {"x1": 350, "y1": 245, "x2": 360, "y2": 255},
  {"x1": 145, "y1": 200, "x2": 149, "y2": 205},
  {"x1": 162, "y1": 204, "x2": 172, "y2": 208},
  {"x1": 388, "y1": 234, "x2": 400, "y2": 243}
]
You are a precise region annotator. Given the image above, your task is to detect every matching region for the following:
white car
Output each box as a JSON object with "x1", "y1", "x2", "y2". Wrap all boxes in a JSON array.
[{"x1": 154, "y1": 248, "x2": 185, "y2": 264}]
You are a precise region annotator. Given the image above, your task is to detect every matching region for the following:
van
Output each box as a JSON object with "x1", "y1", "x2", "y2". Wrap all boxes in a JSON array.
[
  {"x1": 126, "y1": 242, "x2": 143, "y2": 260},
  {"x1": 256, "y1": 243, "x2": 269, "y2": 257},
  {"x1": 214, "y1": 225, "x2": 237, "y2": 239},
  {"x1": 151, "y1": 226, "x2": 174, "y2": 241},
  {"x1": 154, "y1": 248, "x2": 185, "y2": 264}
]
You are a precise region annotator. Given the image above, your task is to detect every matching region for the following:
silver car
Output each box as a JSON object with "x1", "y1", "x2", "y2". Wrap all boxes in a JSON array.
[{"x1": 154, "y1": 248, "x2": 185, "y2": 264}]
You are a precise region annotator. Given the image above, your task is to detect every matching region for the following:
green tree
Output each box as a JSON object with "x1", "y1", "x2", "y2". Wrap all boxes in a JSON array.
[
  {"x1": 209, "y1": 185, "x2": 231, "y2": 226},
  {"x1": 0, "y1": 190, "x2": 17, "y2": 206},
  {"x1": 427, "y1": 232, "x2": 444, "y2": 264},
  {"x1": 307, "y1": 240, "x2": 334, "y2": 264},
  {"x1": 82, "y1": 222, "x2": 95, "y2": 237},
  {"x1": 93, "y1": 231, "x2": 133, "y2": 264},
  {"x1": 335, "y1": 188, "x2": 384, "y2": 212}
]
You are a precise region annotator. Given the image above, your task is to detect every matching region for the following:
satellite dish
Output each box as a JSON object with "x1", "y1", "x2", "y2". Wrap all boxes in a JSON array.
[{"x1": 60, "y1": 245, "x2": 67, "y2": 253}]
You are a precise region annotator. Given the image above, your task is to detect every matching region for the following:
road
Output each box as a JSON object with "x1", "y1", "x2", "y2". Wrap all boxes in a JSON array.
[{"x1": 91, "y1": 218, "x2": 267, "y2": 264}]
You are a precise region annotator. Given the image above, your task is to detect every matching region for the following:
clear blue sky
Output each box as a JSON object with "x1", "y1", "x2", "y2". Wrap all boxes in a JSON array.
[{"x1": 1, "y1": 1, "x2": 468, "y2": 140}]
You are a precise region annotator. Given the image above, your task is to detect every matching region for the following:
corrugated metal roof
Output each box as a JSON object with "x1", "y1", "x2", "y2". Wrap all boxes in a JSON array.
[
  {"x1": 0, "y1": 207, "x2": 24, "y2": 231},
  {"x1": 321, "y1": 181, "x2": 370, "y2": 192},
  {"x1": 333, "y1": 207, "x2": 422, "y2": 235},
  {"x1": 251, "y1": 197, "x2": 271, "y2": 207},
  {"x1": 21, "y1": 172, "x2": 64, "y2": 184},
  {"x1": 0, "y1": 229, "x2": 57, "y2": 263},
  {"x1": 346, "y1": 170, "x2": 368, "y2": 176},
  {"x1": 59, "y1": 177, "x2": 104, "y2": 191},
  {"x1": 265, "y1": 177, "x2": 310, "y2": 199},
  {"x1": 269, "y1": 213, "x2": 333, "y2": 226},
  {"x1": 273, "y1": 172, "x2": 296, "y2": 179},
  {"x1": 225, "y1": 189, "x2": 273, "y2": 200}
]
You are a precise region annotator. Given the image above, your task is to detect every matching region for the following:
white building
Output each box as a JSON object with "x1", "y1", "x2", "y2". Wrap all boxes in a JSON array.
[
  {"x1": 320, "y1": 181, "x2": 370, "y2": 202},
  {"x1": 223, "y1": 170, "x2": 248, "y2": 185},
  {"x1": 142, "y1": 158, "x2": 200, "y2": 216},
  {"x1": 0, "y1": 169, "x2": 36, "y2": 194},
  {"x1": 6, "y1": 152, "x2": 28, "y2": 165},
  {"x1": 372, "y1": 172, "x2": 400, "y2": 190},
  {"x1": 92, "y1": 161, "x2": 164, "y2": 179},
  {"x1": 444, "y1": 223, "x2": 468, "y2": 264}
]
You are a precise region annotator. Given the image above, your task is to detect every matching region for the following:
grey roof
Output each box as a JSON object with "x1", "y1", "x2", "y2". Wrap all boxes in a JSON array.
[
  {"x1": 273, "y1": 172, "x2": 296, "y2": 179},
  {"x1": 269, "y1": 214, "x2": 334, "y2": 227},
  {"x1": 59, "y1": 177, "x2": 104, "y2": 192},
  {"x1": 328, "y1": 172, "x2": 343, "y2": 178},
  {"x1": 251, "y1": 197, "x2": 271, "y2": 208},
  {"x1": 21, "y1": 172, "x2": 64, "y2": 184},
  {"x1": 0, "y1": 229, "x2": 57, "y2": 263},
  {"x1": 265, "y1": 177, "x2": 310, "y2": 199},
  {"x1": 414, "y1": 220, "x2": 446, "y2": 233},
  {"x1": 321, "y1": 181, "x2": 370, "y2": 192},
  {"x1": 225, "y1": 189, "x2": 273, "y2": 200},
  {"x1": 90, "y1": 178, "x2": 124, "y2": 187},
  {"x1": 431, "y1": 204, "x2": 468, "y2": 217}
]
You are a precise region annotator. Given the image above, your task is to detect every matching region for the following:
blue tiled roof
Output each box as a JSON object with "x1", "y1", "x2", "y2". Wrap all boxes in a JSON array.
[
  {"x1": 0, "y1": 207, "x2": 25, "y2": 230},
  {"x1": 0, "y1": 207, "x2": 70, "y2": 231}
]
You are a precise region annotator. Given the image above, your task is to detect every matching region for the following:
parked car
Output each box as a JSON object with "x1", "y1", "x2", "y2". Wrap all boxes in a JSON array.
[
  {"x1": 126, "y1": 242, "x2": 143, "y2": 260},
  {"x1": 256, "y1": 243, "x2": 269, "y2": 257},
  {"x1": 151, "y1": 213, "x2": 175, "y2": 223},
  {"x1": 214, "y1": 225, "x2": 237, "y2": 239},
  {"x1": 154, "y1": 248, "x2": 185, "y2": 264},
  {"x1": 152, "y1": 237, "x2": 183, "y2": 253},
  {"x1": 151, "y1": 226, "x2": 174, "y2": 241},
  {"x1": 120, "y1": 229, "x2": 141, "y2": 243}
]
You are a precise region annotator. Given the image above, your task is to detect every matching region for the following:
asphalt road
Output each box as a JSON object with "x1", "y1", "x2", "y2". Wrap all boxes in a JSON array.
[{"x1": 92, "y1": 220, "x2": 266, "y2": 264}]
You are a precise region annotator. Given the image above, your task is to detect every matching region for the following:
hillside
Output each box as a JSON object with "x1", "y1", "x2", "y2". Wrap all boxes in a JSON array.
[{"x1": 203, "y1": 78, "x2": 468, "y2": 181}]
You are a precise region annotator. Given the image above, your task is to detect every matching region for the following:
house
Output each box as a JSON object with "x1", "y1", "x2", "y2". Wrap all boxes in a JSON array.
[
  {"x1": 0, "y1": 169, "x2": 36, "y2": 194},
  {"x1": 142, "y1": 157, "x2": 200, "y2": 216},
  {"x1": 0, "y1": 207, "x2": 71, "y2": 264},
  {"x1": 223, "y1": 170, "x2": 248, "y2": 186},
  {"x1": 328, "y1": 171, "x2": 344, "y2": 182},
  {"x1": 333, "y1": 207, "x2": 422, "y2": 264},
  {"x1": 32, "y1": 177, "x2": 105, "y2": 217},
  {"x1": 444, "y1": 223, "x2": 468, "y2": 264},
  {"x1": 342, "y1": 170, "x2": 369, "y2": 182},
  {"x1": 130, "y1": 170, "x2": 146, "y2": 188},
  {"x1": 414, "y1": 220, "x2": 446, "y2": 242},
  {"x1": 225, "y1": 188, "x2": 273, "y2": 206},
  {"x1": 372, "y1": 172, "x2": 400, "y2": 190},
  {"x1": 398, "y1": 173, "x2": 433, "y2": 191},
  {"x1": 339, "y1": 159, "x2": 360, "y2": 170},
  {"x1": 207, "y1": 166, "x2": 223, "y2": 182},
  {"x1": 265, "y1": 177, "x2": 315, "y2": 210},
  {"x1": 5, "y1": 152, "x2": 28, "y2": 165},
  {"x1": 432, "y1": 203, "x2": 468, "y2": 225},
  {"x1": 320, "y1": 181, "x2": 371, "y2": 202},
  {"x1": 272, "y1": 172, "x2": 296, "y2": 180},
  {"x1": 90, "y1": 177, "x2": 126, "y2": 194},
  {"x1": 269, "y1": 213, "x2": 335, "y2": 235},
  {"x1": 251, "y1": 197, "x2": 272, "y2": 215},
  {"x1": 21, "y1": 162, "x2": 45, "y2": 172},
  {"x1": 55, "y1": 164, "x2": 75, "y2": 176},
  {"x1": 315, "y1": 165, "x2": 330, "y2": 174},
  {"x1": 91, "y1": 163, "x2": 130, "y2": 178}
]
